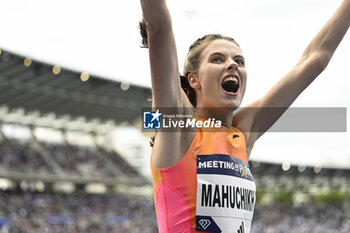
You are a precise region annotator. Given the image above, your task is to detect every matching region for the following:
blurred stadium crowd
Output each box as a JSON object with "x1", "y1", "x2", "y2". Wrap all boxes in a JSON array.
[
  {"x1": 0, "y1": 191, "x2": 349, "y2": 232},
  {"x1": 0, "y1": 191, "x2": 157, "y2": 233},
  {"x1": 252, "y1": 203, "x2": 350, "y2": 233},
  {"x1": 0, "y1": 137, "x2": 139, "y2": 179}
]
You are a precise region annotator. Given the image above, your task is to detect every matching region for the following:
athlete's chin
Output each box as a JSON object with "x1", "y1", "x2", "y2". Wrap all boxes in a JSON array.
[
  {"x1": 221, "y1": 98, "x2": 242, "y2": 110},
  {"x1": 211, "y1": 101, "x2": 241, "y2": 111},
  {"x1": 200, "y1": 96, "x2": 242, "y2": 110}
]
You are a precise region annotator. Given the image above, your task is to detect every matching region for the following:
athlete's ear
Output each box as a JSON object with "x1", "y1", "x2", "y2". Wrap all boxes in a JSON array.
[{"x1": 188, "y1": 73, "x2": 201, "y2": 89}]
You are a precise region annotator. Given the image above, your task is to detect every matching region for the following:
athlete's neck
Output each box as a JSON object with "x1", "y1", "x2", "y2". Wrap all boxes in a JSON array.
[{"x1": 194, "y1": 108, "x2": 233, "y2": 129}]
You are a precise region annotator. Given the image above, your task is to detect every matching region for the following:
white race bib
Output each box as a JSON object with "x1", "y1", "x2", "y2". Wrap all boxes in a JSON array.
[{"x1": 195, "y1": 154, "x2": 256, "y2": 233}]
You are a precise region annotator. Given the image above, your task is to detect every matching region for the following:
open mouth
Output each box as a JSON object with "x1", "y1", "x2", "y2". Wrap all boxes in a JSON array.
[{"x1": 221, "y1": 75, "x2": 240, "y2": 95}]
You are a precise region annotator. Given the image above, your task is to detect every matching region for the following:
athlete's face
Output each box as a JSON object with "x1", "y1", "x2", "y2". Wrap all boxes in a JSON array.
[{"x1": 191, "y1": 40, "x2": 247, "y2": 110}]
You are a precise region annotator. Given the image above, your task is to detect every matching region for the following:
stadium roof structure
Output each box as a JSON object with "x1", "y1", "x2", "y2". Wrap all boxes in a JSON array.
[{"x1": 0, "y1": 49, "x2": 152, "y2": 131}]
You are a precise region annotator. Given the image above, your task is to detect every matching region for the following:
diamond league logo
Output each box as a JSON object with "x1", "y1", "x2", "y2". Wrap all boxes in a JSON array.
[{"x1": 198, "y1": 219, "x2": 211, "y2": 230}]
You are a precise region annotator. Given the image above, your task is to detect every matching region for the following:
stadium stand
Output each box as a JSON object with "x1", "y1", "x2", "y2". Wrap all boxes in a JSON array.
[
  {"x1": 1, "y1": 49, "x2": 350, "y2": 232},
  {"x1": 0, "y1": 138, "x2": 54, "y2": 175},
  {"x1": 0, "y1": 50, "x2": 151, "y2": 123},
  {"x1": 252, "y1": 203, "x2": 350, "y2": 233},
  {"x1": 0, "y1": 191, "x2": 158, "y2": 233}
]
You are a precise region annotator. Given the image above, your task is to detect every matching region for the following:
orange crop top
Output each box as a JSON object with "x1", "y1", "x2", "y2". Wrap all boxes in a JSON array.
[{"x1": 151, "y1": 124, "x2": 256, "y2": 233}]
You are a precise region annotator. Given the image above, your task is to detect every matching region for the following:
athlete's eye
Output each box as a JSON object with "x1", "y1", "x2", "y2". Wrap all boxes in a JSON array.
[
  {"x1": 235, "y1": 58, "x2": 245, "y2": 66},
  {"x1": 212, "y1": 56, "x2": 224, "y2": 62}
]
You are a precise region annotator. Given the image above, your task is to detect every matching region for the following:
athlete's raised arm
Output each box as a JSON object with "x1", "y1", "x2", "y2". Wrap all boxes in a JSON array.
[
  {"x1": 140, "y1": 0, "x2": 191, "y2": 108},
  {"x1": 140, "y1": 1, "x2": 195, "y2": 169},
  {"x1": 236, "y1": 0, "x2": 350, "y2": 151}
]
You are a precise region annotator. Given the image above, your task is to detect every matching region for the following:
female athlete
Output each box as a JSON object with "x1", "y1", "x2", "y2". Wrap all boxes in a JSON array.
[{"x1": 140, "y1": 0, "x2": 350, "y2": 232}]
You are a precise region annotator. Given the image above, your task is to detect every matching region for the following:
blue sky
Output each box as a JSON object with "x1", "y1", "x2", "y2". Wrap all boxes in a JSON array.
[{"x1": 0, "y1": 0, "x2": 349, "y2": 168}]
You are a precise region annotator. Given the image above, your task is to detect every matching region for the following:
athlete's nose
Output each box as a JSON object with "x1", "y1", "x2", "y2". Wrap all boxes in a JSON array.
[{"x1": 226, "y1": 60, "x2": 238, "y2": 72}]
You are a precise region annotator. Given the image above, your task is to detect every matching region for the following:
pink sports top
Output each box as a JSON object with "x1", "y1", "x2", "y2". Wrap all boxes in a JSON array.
[{"x1": 151, "y1": 123, "x2": 256, "y2": 233}]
